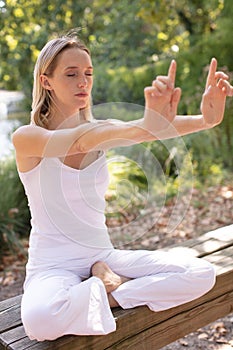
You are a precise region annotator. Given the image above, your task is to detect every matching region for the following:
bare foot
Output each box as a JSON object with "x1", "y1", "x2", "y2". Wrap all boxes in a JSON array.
[{"x1": 91, "y1": 261, "x2": 130, "y2": 293}]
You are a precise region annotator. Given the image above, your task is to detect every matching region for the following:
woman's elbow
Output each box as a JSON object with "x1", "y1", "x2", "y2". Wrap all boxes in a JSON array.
[{"x1": 74, "y1": 137, "x2": 95, "y2": 153}]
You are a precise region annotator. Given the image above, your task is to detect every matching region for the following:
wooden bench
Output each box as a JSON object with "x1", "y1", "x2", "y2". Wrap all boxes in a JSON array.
[{"x1": 1, "y1": 224, "x2": 233, "y2": 350}]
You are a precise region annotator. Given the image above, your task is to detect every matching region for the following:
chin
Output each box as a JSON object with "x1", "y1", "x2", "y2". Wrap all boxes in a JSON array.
[{"x1": 78, "y1": 102, "x2": 88, "y2": 110}]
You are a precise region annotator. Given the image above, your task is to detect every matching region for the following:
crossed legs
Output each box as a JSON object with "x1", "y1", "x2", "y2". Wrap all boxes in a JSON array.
[
  {"x1": 21, "y1": 249, "x2": 216, "y2": 341},
  {"x1": 91, "y1": 249, "x2": 216, "y2": 312}
]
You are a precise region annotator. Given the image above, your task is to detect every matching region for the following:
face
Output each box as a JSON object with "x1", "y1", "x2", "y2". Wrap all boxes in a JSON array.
[{"x1": 41, "y1": 47, "x2": 93, "y2": 118}]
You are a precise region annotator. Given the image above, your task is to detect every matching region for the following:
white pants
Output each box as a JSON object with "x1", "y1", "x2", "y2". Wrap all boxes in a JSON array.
[{"x1": 21, "y1": 248, "x2": 216, "y2": 341}]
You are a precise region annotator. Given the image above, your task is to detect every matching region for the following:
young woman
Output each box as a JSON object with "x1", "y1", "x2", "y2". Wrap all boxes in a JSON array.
[{"x1": 12, "y1": 33, "x2": 232, "y2": 341}]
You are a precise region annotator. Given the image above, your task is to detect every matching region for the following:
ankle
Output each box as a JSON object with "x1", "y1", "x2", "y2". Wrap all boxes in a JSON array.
[{"x1": 108, "y1": 293, "x2": 119, "y2": 308}]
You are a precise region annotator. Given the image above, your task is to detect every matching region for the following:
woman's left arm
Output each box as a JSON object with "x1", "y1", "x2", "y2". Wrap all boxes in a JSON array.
[{"x1": 75, "y1": 58, "x2": 232, "y2": 151}]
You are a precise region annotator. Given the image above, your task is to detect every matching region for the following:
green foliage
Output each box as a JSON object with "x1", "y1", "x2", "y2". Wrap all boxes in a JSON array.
[
  {"x1": 93, "y1": 60, "x2": 169, "y2": 105},
  {"x1": 0, "y1": 0, "x2": 89, "y2": 99},
  {"x1": 0, "y1": 157, "x2": 30, "y2": 256},
  {"x1": 106, "y1": 152, "x2": 148, "y2": 220},
  {"x1": 1, "y1": 0, "x2": 227, "y2": 91}
]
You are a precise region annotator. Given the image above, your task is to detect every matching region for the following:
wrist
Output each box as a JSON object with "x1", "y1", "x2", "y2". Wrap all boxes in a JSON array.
[
  {"x1": 200, "y1": 113, "x2": 218, "y2": 130},
  {"x1": 143, "y1": 109, "x2": 172, "y2": 138}
]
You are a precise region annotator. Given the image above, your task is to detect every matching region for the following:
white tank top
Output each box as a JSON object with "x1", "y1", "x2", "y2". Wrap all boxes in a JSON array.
[{"x1": 18, "y1": 152, "x2": 113, "y2": 251}]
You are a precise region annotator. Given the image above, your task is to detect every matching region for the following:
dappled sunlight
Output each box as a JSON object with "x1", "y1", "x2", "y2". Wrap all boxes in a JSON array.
[
  {"x1": 216, "y1": 343, "x2": 233, "y2": 350},
  {"x1": 206, "y1": 225, "x2": 233, "y2": 242},
  {"x1": 205, "y1": 244, "x2": 233, "y2": 274},
  {"x1": 220, "y1": 186, "x2": 233, "y2": 199},
  {"x1": 159, "y1": 225, "x2": 233, "y2": 270},
  {"x1": 202, "y1": 239, "x2": 227, "y2": 252}
]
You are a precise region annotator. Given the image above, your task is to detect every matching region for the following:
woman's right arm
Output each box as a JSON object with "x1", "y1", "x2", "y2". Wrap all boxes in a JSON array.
[
  {"x1": 12, "y1": 119, "x2": 150, "y2": 158},
  {"x1": 12, "y1": 61, "x2": 178, "y2": 159},
  {"x1": 12, "y1": 123, "x2": 91, "y2": 158}
]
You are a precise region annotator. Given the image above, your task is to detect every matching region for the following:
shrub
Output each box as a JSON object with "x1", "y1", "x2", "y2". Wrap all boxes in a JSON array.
[{"x1": 0, "y1": 156, "x2": 30, "y2": 257}]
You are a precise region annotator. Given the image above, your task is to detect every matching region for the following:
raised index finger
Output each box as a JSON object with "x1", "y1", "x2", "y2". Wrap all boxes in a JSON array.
[
  {"x1": 168, "y1": 60, "x2": 177, "y2": 87},
  {"x1": 205, "y1": 57, "x2": 217, "y2": 89}
]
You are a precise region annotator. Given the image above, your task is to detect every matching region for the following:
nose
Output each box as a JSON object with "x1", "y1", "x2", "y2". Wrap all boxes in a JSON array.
[{"x1": 78, "y1": 74, "x2": 88, "y2": 88}]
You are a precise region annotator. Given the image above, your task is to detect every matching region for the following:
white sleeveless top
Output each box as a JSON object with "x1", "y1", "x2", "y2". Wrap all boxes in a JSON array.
[{"x1": 19, "y1": 152, "x2": 113, "y2": 258}]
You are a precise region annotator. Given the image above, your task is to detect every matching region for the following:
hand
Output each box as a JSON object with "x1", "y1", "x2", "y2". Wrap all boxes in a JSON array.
[
  {"x1": 201, "y1": 58, "x2": 232, "y2": 127},
  {"x1": 144, "y1": 60, "x2": 181, "y2": 125}
]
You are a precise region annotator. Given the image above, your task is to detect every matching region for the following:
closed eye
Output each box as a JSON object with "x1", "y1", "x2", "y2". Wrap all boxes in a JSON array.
[
  {"x1": 66, "y1": 72, "x2": 93, "y2": 77},
  {"x1": 67, "y1": 73, "x2": 77, "y2": 77}
]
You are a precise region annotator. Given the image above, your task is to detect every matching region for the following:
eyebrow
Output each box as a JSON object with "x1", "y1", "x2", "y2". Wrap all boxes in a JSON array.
[{"x1": 64, "y1": 66, "x2": 93, "y2": 70}]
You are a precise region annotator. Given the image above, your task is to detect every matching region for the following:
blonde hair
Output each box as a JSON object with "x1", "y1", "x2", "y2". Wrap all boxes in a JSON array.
[{"x1": 31, "y1": 33, "x2": 92, "y2": 128}]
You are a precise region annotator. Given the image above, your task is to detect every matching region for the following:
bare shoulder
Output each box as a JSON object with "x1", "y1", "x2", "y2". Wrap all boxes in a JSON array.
[
  {"x1": 12, "y1": 124, "x2": 47, "y2": 143},
  {"x1": 12, "y1": 125, "x2": 45, "y2": 172},
  {"x1": 12, "y1": 124, "x2": 49, "y2": 154}
]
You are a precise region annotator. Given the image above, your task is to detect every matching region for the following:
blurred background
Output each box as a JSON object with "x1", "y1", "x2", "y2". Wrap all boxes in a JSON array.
[{"x1": 0, "y1": 0, "x2": 233, "y2": 254}]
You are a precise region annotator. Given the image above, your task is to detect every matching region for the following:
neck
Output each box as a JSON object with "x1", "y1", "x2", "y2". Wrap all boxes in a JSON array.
[{"x1": 48, "y1": 109, "x2": 84, "y2": 130}]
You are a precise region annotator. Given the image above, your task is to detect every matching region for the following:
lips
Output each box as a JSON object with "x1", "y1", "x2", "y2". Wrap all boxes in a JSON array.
[{"x1": 75, "y1": 92, "x2": 88, "y2": 97}]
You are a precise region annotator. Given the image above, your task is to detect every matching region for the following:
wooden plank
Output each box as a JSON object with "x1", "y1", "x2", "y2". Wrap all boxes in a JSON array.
[
  {"x1": 0, "y1": 302, "x2": 21, "y2": 334},
  {"x1": 163, "y1": 234, "x2": 233, "y2": 258},
  {"x1": 3, "y1": 335, "x2": 77, "y2": 350},
  {"x1": 161, "y1": 225, "x2": 233, "y2": 258},
  {"x1": 205, "y1": 245, "x2": 233, "y2": 274},
  {"x1": 205, "y1": 224, "x2": 233, "y2": 241},
  {"x1": 106, "y1": 291, "x2": 233, "y2": 349},
  {"x1": 0, "y1": 296, "x2": 22, "y2": 313},
  {"x1": 6, "y1": 335, "x2": 96, "y2": 350},
  {"x1": 0, "y1": 326, "x2": 38, "y2": 350}
]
